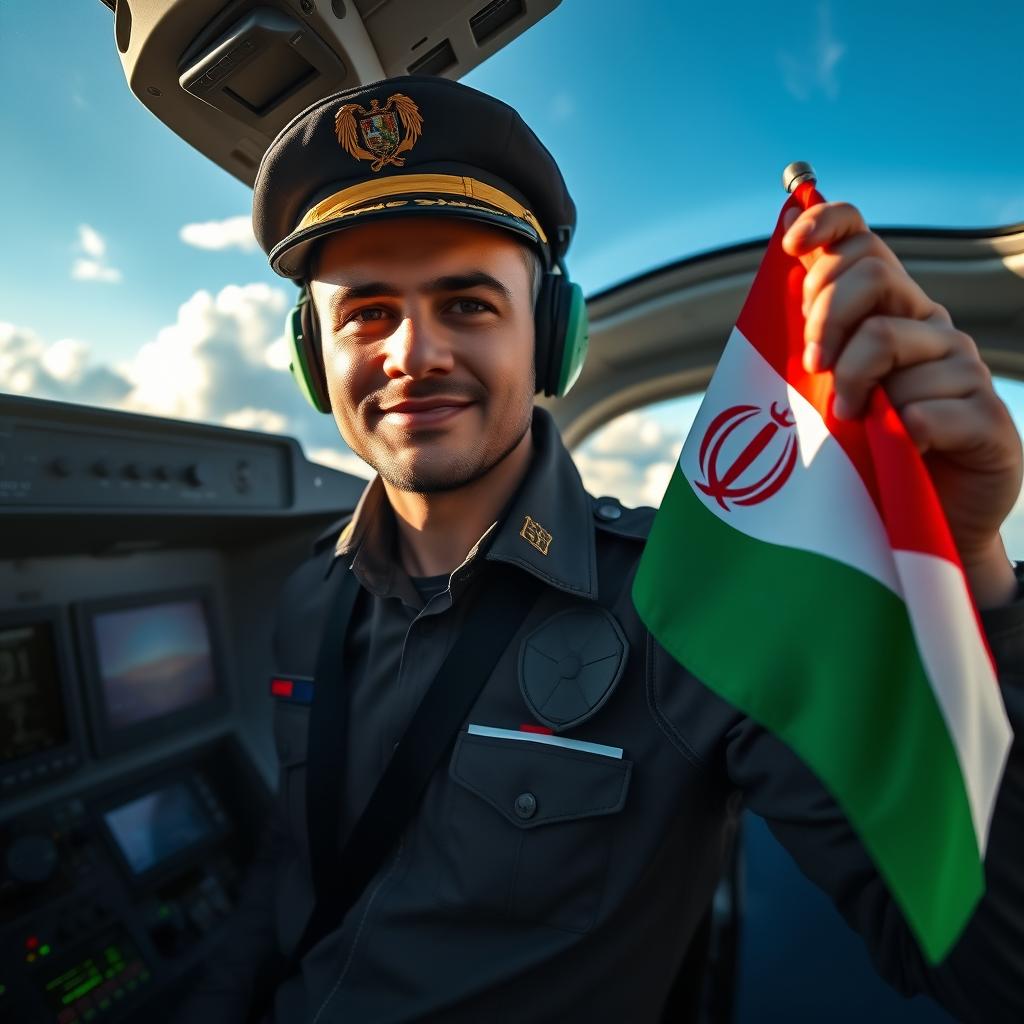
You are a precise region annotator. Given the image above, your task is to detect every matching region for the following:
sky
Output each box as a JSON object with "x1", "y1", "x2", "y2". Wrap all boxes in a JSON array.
[{"x1": 1, "y1": 1, "x2": 1023, "y2": 519}]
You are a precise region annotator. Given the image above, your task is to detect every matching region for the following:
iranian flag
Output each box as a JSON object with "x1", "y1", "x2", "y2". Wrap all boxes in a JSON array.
[{"x1": 632, "y1": 179, "x2": 1013, "y2": 963}]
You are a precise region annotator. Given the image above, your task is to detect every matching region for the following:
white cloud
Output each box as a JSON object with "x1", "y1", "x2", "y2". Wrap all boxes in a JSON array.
[
  {"x1": 119, "y1": 283, "x2": 293, "y2": 420},
  {"x1": 180, "y1": 216, "x2": 258, "y2": 252},
  {"x1": 222, "y1": 407, "x2": 290, "y2": 433},
  {"x1": 573, "y1": 408, "x2": 687, "y2": 509},
  {"x1": 78, "y1": 224, "x2": 106, "y2": 258},
  {"x1": 0, "y1": 323, "x2": 132, "y2": 405},
  {"x1": 0, "y1": 284, "x2": 368, "y2": 482},
  {"x1": 72, "y1": 225, "x2": 122, "y2": 284},
  {"x1": 72, "y1": 258, "x2": 122, "y2": 283},
  {"x1": 778, "y1": 1, "x2": 845, "y2": 102},
  {"x1": 308, "y1": 447, "x2": 374, "y2": 479}
]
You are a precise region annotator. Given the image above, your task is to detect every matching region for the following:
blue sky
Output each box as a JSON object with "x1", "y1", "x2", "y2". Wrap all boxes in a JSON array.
[{"x1": 1, "y1": 0, "x2": 1022, "y2": 485}]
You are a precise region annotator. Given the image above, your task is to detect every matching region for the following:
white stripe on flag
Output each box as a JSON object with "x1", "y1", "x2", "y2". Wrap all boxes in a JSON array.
[
  {"x1": 680, "y1": 328, "x2": 900, "y2": 595},
  {"x1": 467, "y1": 724, "x2": 623, "y2": 759},
  {"x1": 893, "y1": 550, "x2": 1013, "y2": 851}
]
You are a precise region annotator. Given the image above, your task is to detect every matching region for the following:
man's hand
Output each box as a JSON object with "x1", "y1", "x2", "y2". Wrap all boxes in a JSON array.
[{"x1": 781, "y1": 201, "x2": 1023, "y2": 608}]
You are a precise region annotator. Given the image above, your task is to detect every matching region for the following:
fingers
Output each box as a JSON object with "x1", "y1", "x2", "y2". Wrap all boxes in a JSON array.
[
  {"x1": 782, "y1": 202, "x2": 946, "y2": 373},
  {"x1": 882, "y1": 352, "x2": 991, "y2": 411},
  {"x1": 899, "y1": 393, "x2": 1017, "y2": 462},
  {"x1": 782, "y1": 202, "x2": 869, "y2": 270},
  {"x1": 798, "y1": 232, "x2": 901, "y2": 317},
  {"x1": 803, "y1": 258, "x2": 941, "y2": 373},
  {"x1": 830, "y1": 316, "x2": 972, "y2": 420}
]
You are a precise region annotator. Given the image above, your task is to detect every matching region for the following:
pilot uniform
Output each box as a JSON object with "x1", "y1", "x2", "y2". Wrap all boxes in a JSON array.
[{"x1": 178, "y1": 77, "x2": 1024, "y2": 1023}]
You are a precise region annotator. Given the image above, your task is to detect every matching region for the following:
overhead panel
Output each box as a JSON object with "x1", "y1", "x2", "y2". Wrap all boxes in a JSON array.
[{"x1": 106, "y1": 0, "x2": 561, "y2": 186}]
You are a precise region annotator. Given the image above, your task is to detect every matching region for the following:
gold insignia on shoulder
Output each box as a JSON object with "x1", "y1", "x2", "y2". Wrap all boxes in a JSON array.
[
  {"x1": 335, "y1": 93, "x2": 423, "y2": 172},
  {"x1": 520, "y1": 516, "x2": 553, "y2": 556}
]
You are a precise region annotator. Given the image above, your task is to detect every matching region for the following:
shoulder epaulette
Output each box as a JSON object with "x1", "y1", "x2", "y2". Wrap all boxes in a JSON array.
[{"x1": 590, "y1": 495, "x2": 655, "y2": 541}]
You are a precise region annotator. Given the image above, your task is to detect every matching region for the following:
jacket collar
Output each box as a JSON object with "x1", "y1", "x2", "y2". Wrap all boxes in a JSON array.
[
  {"x1": 483, "y1": 407, "x2": 598, "y2": 600},
  {"x1": 331, "y1": 406, "x2": 598, "y2": 601}
]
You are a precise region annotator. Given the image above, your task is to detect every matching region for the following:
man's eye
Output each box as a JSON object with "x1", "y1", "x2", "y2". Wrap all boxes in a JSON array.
[
  {"x1": 347, "y1": 307, "x2": 389, "y2": 325},
  {"x1": 448, "y1": 298, "x2": 491, "y2": 315}
]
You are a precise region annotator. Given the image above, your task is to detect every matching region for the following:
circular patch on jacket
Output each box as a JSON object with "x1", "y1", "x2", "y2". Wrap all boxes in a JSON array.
[{"x1": 519, "y1": 606, "x2": 628, "y2": 733}]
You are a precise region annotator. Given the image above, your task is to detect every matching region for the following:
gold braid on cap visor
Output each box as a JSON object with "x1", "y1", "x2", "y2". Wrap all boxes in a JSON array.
[{"x1": 295, "y1": 173, "x2": 549, "y2": 246}]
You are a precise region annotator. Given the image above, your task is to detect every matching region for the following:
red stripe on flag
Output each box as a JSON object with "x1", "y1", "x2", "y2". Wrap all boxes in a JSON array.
[
  {"x1": 736, "y1": 182, "x2": 884, "y2": 515},
  {"x1": 520, "y1": 723, "x2": 554, "y2": 735},
  {"x1": 735, "y1": 180, "x2": 960, "y2": 567}
]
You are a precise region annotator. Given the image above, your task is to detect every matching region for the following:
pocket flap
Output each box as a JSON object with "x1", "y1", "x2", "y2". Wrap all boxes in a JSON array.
[{"x1": 449, "y1": 731, "x2": 632, "y2": 829}]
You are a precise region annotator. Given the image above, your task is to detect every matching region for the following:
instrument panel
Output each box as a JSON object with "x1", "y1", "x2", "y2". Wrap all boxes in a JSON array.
[{"x1": 0, "y1": 394, "x2": 363, "y2": 1024}]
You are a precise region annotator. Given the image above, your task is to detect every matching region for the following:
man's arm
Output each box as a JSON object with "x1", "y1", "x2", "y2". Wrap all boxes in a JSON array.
[
  {"x1": 719, "y1": 599, "x2": 1024, "y2": 1021},
  {"x1": 725, "y1": 202, "x2": 1024, "y2": 1017}
]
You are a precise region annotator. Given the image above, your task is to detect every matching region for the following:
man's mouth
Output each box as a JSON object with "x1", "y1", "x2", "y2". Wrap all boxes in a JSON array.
[{"x1": 377, "y1": 397, "x2": 474, "y2": 428}]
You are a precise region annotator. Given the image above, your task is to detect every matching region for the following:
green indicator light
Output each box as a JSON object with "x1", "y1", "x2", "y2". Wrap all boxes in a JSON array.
[
  {"x1": 0, "y1": 983, "x2": 6, "y2": 996},
  {"x1": 60, "y1": 972, "x2": 103, "y2": 1005},
  {"x1": 158, "y1": 905, "x2": 171, "y2": 919},
  {"x1": 40, "y1": 945, "x2": 51, "y2": 957}
]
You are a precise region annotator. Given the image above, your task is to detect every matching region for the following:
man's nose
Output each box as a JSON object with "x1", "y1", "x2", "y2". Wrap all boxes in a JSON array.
[{"x1": 382, "y1": 313, "x2": 455, "y2": 379}]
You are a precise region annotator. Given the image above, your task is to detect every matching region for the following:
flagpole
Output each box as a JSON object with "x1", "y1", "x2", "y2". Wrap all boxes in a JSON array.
[{"x1": 782, "y1": 161, "x2": 816, "y2": 193}]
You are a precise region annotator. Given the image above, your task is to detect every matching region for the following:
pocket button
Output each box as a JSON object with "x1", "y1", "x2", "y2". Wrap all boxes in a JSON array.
[{"x1": 514, "y1": 792, "x2": 538, "y2": 820}]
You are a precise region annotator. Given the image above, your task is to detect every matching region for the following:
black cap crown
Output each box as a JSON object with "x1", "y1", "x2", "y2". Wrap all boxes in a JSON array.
[{"x1": 253, "y1": 75, "x2": 576, "y2": 280}]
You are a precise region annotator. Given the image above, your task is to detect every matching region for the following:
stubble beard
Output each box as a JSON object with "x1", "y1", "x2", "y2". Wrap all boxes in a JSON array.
[{"x1": 361, "y1": 400, "x2": 533, "y2": 495}]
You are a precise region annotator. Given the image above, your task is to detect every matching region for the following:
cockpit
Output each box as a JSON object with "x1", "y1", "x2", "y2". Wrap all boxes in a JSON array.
[{"x1": 2, "y1": 3, "x2": 1023, "y2": 1022}]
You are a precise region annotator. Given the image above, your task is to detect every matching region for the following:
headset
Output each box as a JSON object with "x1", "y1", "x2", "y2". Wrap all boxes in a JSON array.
[{"x1": 285, "y1": 257, "x2": 590, "y2": 413}]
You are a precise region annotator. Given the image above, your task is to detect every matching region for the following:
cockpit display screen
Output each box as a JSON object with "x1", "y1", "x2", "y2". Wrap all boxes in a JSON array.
[
  {"x1": 0, "y1": 621, "x2": 69, "y2": 767},
  {"x1": 103, "y1": 781, "x2": 214, "y2": 876},
  {"x1": 91, "y1": 598, "x2": 217, "y2": 731}
]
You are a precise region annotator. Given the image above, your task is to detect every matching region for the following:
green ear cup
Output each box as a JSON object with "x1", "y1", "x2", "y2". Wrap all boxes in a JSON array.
[
  {"x1": 287, "y1": 291, "x2": 332, "y2": 414},
  {"x1": 554, "y1": 281, "x2": 589, "y2": 397}
]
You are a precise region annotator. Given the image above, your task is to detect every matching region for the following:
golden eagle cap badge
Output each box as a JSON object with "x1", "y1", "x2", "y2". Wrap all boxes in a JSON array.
[{"x1": 335, "y1": 93, "x2": 423, "y2": 172}]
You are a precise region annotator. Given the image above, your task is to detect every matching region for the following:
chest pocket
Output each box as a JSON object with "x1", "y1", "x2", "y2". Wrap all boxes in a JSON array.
[
  {"x1": 273, "y1": 701, "x2": 312, "y2": 858},
  {"x1": 436, "y1": 731, "x2": 632, "y2": 933}
]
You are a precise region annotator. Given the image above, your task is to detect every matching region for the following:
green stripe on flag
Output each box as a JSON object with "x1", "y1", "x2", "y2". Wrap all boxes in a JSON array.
[{"x1": 633, "y1": 469, "x2": 982, "y2": 963}]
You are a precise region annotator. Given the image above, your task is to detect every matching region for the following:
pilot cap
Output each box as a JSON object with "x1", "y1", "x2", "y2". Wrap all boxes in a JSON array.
[{"x1": 253, "y1": 75, "x2": 576, "y2": 280}]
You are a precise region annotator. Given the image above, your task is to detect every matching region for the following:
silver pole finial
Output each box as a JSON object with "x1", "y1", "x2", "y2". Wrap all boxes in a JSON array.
[{"x1": 782, "y1": 161, "x2": 817, "y2": 193}]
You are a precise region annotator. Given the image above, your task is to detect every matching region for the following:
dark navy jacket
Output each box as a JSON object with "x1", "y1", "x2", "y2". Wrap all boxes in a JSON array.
[{"x1": 179, "y1": 409, "x2": 1024, "y2": 1023}]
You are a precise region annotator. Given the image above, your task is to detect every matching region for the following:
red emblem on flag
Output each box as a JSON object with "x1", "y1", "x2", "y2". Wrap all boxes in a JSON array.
[{"x1": 695, "y1": 402, "x2": 797, "y2": 510}]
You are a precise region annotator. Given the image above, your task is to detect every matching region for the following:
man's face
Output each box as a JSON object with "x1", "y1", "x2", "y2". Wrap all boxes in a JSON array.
[{"x1": 309, "y1": 218, "x2": 537, "y2": 493}]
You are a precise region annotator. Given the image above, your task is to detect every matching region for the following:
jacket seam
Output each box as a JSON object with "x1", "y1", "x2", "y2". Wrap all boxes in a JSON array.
[
  {"x1": 645, "y1": 630, "x2": 707, "y2": 773},
  {"x1": 311, "y1": 838, "x2": 406, "y2": 1023}
]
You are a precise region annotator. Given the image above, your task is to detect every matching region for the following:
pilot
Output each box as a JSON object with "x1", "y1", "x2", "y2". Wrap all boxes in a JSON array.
[{"x1": 178, "y1": 76, "x2": 1024, "y2": 1023}]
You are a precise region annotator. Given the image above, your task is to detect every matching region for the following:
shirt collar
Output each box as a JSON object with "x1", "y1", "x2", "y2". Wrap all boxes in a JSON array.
[{"x1": 329, "y1": 406, "x2": 598, "y2": 601}]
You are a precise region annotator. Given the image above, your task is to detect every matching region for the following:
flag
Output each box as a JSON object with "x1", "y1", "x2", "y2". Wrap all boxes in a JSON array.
[{"x1": 632, "y1": 180, "x2": 1014, "y2": 963}]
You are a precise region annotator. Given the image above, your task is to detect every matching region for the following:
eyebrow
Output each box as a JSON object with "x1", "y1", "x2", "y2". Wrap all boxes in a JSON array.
[{"x1": 329, "y1": 270, "x2": 512, "y2": 312}]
